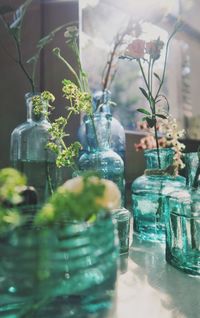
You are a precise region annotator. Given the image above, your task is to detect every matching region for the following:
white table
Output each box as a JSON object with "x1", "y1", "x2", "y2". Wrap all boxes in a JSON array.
[{"x1": 113, "y1": 235, "x2": 200, "y2": 318}]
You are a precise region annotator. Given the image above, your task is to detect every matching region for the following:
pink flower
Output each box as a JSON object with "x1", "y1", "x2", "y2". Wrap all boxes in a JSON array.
[
  {"x1": 146, "y1": 38, "x2": 164, "y2": 60},
  {"x1": 125, "y1": 39, "x2": 145, "y2": 59}
]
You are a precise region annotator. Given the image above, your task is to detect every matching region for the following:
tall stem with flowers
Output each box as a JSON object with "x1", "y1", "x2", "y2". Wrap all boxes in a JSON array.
[{"x1": 121, "y1": 25, "x2": 180, "y2": 169}]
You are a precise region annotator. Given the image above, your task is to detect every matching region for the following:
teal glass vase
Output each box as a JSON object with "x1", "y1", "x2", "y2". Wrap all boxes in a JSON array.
[
  {"x1": 131, "y1": 148, "x2": 186, "y2": 242},
  {"x1": 165, "y1": 188, "x2": 200, "y2": 276},
  {"x1": 185, "y1": 152, "x2": 200, "y2": 187},
  {"x1": 10, "y1": 93, "x2": 61, "y2": 204},
  {"x1": 78, "y1": 90, "x2": 125, "y2": 160},
  {"x1": 78, "y1": 113, "x2": 125, "y2": 205},
  {"x1": 0, "y1": 213, "x2": 119, "y2": 317}
]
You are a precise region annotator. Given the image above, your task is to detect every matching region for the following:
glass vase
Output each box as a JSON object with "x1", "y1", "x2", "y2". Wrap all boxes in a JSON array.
[
  {"x1": 185, "y1": 152, "x2": 200, "y2": 188},
  {"x1": 131, "y1": 148, "x2": 186, "y2": 242},
  {"x1": 0, "y1": 213, "x2": 119, "y2": 317},
  {"x1": 165, "y1": 188, "x2": 200, "y2": 276},
  {"x1": 10, "y1": 93, "x2": 61, "y2": 204},
  {"x1": 78, "y1": 90, "x2": 125, "y2": 160},
  {"x1": 78, "y1": 113, "x2": 125, "y2": 205}
]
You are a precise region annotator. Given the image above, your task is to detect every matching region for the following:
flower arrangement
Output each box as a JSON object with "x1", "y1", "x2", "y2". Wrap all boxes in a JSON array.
[
  {"x1": 135, "y1": 114, "x2": 185, "y2": 174},
  {"x1": 35, "y1": 173, "x2": 121, "y2": 226},
  {"x1": 120, "y1": 23, "x2": 181, "y2": 170}
]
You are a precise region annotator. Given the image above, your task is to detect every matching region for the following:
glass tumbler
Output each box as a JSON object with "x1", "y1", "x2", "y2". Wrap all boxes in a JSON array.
[{"x1": 165, "y1": 189, "x2": 200, "y2": 276}]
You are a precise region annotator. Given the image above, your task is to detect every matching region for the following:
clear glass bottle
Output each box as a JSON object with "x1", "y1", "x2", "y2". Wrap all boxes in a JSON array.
[
  {"x1": 10, "y1": 93, "x2": 61, "y2": 204},
  {"x1": 165, "y1": 188, "x2": 200, "y2": 276},
  {"x1": 131, "y1": 148, "x2": 186, "y2": 242},
  {"x1": 78, "y1": 113, "x2": 125, "y2": 205},
  {"x1": 78, "y1": 90, "x2": 126, "y2": 160}
]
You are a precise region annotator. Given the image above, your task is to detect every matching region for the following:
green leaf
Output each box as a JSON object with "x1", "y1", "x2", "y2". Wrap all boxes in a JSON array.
[
  {"x1": 139, "y1": 87, "x2": 149, "y2": 100},
  {"x1": 154, "y1": 72, "x2": 161, "y2": 82},
  {"x1": 146, "y1": 117, "x2": 156, "y2": 128},
  {"x1": 9, "y1": 0, "x2": 32, "y2": 42},
  {"x1": 137, "y1": 108, "x2": 151, "y2": 116},
  {"x1": 0, "y1": 5, "x2": 14, "y2": 15},
  {"x1": 156, "y1": 113, "x2": 167, "y2": 119}
]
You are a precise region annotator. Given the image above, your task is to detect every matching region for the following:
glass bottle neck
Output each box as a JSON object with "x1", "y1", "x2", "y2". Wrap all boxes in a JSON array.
[
  {"x1": 144, "y1": 148, "x2": 174, "y2": 170},
  {"x1": 25, "y1": 93, "x2": 46, "y2": 122},
  {"x1": 85, "y1": 114, "x2": 111, "y2": 152},
  {"x1": 93, "y1": 90, "x2": 111, "y2": 113}
]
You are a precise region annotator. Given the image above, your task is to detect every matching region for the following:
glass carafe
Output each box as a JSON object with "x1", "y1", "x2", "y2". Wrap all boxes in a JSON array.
[
  {"x1": 78, "y1": 113, "x2": 125, "y2": 205},
  {"x1": 78, "y1": 90, "x2": 125, "y2": 160},
  {"x1": 10, "y1": 93, "x2": 61, "y2": 204}
]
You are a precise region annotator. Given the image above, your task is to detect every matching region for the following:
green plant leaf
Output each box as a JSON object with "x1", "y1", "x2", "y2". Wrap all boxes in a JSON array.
[
  {"x1": 139, "y1": 87, "x2": 149, "y2": 100},
  {"x1": 137, "y1": 108, "x2": 151, "y2": 116},
  {"x1": 0, "y1": 5, "x2": 14, "y2": 15},
  {"x1": 153, "y1": 72, "x2": 161, "y2": 82},
  {"x1": 146, "y1": 117, "x2": 156, "y2": 128},
  {"x1": 155, "y1": 113, "x2": 167, "y2": 119},
  {"x1": 9, "y1": 0, "x2": 32, "y2": 42}
]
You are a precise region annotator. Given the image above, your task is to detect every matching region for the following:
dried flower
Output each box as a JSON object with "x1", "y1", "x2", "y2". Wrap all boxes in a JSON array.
[{"x1": 125, "y1": 39, "x2": 145, "y2": 59}]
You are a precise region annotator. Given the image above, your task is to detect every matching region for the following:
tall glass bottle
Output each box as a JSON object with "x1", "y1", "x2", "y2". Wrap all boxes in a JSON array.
[
  {"x1": 131, "y1": 148, "x2": 186, "y2": 242},
  {"x1": 78, "y1": 113, "x2": 125, "y2": 205},
  {"x1": 10, "y1": 93, "x2": 61, "y2": 204},
  {"x1": 78, "y1": 90, "x2": 126, "y2": 160}
]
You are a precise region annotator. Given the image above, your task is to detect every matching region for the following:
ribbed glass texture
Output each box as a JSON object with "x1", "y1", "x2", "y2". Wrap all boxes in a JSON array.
[
  {"x1": 131, "y1": 148, "x2": 186, "y2": 242},
  {"x1": 0, "y1": 213, "x2": 119, "y2": 317}
]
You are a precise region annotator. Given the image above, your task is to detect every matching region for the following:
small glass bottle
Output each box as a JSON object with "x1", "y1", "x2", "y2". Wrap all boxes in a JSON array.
[
  {"x1": 10, "y1": 93, "x2": 61, "y2": 204},
  {"x1": 131, "y1": 148, "x2": 186, "y2": 242},
  {"x1": 78, "y1": 113, "x2": 125, "y2": 205},
  {"x1": 112, "y1": 207, "x2": 131, "y2": 254},
  {"x1": 78, "y1": 90, "x2": 125, "y2": 160}
]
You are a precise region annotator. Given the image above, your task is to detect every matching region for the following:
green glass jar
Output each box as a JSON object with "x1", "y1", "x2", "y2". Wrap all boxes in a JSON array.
[
  {"x1": 10, "y1": 93, "x2": 61, "y2": 204},
  {"x1": 131, "y1": 148, "x2": 186, "y2": 242},
  {"x1": 0, "y1": 213, "x2": 119, "y2": 317}
]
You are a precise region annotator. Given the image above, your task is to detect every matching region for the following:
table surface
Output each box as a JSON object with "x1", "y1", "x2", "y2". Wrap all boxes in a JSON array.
[{"x1": 111, "y1": 235, "x2": 200, "y2": 318}]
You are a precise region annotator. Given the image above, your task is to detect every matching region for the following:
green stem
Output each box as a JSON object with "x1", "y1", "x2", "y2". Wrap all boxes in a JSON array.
[
  {"x1": 15, "y1": 36, "x2": 35, "y2": 93},
  {"x1": 154, "y1": 121, "x2": 161, "y2": 169},
  {"x1": 55, "y1": 50, "x2": 83, "y2": 90},
  {"x1": 155, "y1": 28, "x2": 177, "y2": 101},
  {"x1": 138, "y1": 59, "x2": 153, "y2": 110}
]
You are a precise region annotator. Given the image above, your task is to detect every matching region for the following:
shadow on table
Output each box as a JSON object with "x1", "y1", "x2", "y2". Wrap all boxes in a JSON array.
[{"x1": 129, "y1": 234, "x2": 200, "y2": 318}]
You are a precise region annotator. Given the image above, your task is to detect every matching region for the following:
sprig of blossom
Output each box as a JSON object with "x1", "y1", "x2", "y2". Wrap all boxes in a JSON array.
[
  {"x1": 121, "y1": 23, "x2": 181, "y2": 169},
  {"x1": 34, "y1": 174, "x2": 121, "y2": 225},
  {"x1": 32, "y1": 91, "x2": 55, "y2": 118},
  {"x1": 135, "y1": 115, "x2": 185, "y2": 174}
]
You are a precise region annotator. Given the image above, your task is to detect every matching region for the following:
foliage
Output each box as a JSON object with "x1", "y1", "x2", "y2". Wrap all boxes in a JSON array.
[
  {"x1": 35, "y1": 174, "x2": 121, "y2": 225},
  {"x1": 0, "y1": 168, "x2": 27, "y2": 234},
  {"x1": 0, "y1": 0, "x2": 77, "y2": 93},
  {"x1": 120, "y1": 23, "x2": 181, "y2": 168}
]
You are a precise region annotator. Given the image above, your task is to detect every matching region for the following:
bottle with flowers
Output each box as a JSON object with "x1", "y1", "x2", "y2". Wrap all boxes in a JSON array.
[{"x1": 121, "y1": 23, "x2": 186, "y2": 242}]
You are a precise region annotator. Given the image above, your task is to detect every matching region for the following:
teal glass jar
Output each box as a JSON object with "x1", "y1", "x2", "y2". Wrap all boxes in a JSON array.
[
  {"x1": 165, "y1": 189, "x2": 200, "y2": 276},
  {"x1": 78, "y1": 113, "x2": 125, "y2": 205},
  {"x1": 10, "y1": 93, "x2": 61, "y2": 204},
  {"x1": 0, "y1": 213, "x2": 119, "y2": 317},
  {"x1": 78, "y1": 90, "x2": 125, "y2": 160},
  {"x1": 131, "y1": 148, "x2": 186, "y2": 242},
  {"x1": 185, "y1": 152, "x2": 200, "y2": 188}
]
